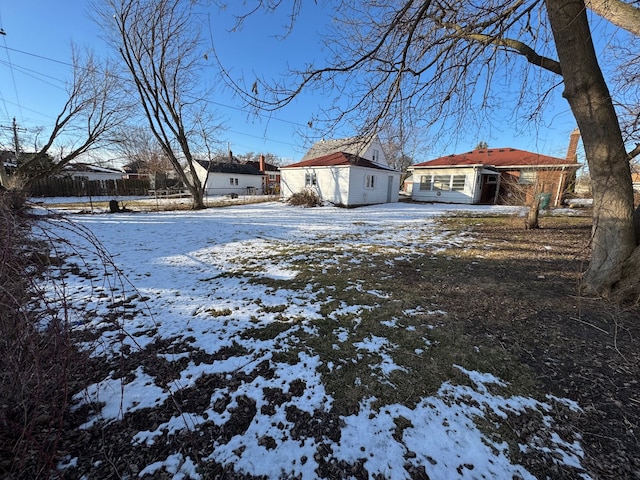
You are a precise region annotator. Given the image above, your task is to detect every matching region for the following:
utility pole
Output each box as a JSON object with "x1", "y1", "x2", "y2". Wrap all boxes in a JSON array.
[{"x1": 0, "y1": 117, "x2": 27, "y2": 188}]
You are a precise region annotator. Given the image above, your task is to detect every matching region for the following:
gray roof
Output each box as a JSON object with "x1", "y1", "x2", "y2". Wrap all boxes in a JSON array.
[
  {"x1": 301, "y1": 136, "x2": 374, "y2": 161},
  {"x1": 196, "y1": 160, "x2": 262, "y2": 175}
]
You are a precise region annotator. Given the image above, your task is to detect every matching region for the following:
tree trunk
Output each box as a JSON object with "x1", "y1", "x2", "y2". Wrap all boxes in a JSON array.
[
  {"x1": 187, "y1": 184, "x2": 206, "y2": 209},
  {"x1": 546, "y1": 0, "x2": 637, "y2": 298},
  {"x1": 525, "y1": 194, "x2": 541, "y2": 230}
]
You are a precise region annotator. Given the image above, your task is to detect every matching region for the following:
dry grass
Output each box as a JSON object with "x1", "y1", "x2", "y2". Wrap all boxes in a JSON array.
[
  {"x1": 6, "y1": 199, "x2": 640, "y2": 479},
  {"x1": 35, "y1": 194, "x2": 280, "y2": 213}
]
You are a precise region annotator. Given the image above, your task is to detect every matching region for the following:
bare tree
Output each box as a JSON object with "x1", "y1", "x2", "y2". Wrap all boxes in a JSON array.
[
  {"x1": 236, "y1": 151, "x2": 285, "y2": 167},
  {"x1": 114, "y1": 125, "x2": 173, "y2": 188},
  {"x1": 96, "y1": 0, "x2": 222, "y2": 209},
  {"x1": 3, "y1": 47, "x2": 129, "y2": 191},
  {"x1": 219, "y1": 0, "x2": 640, "y2": 301}
]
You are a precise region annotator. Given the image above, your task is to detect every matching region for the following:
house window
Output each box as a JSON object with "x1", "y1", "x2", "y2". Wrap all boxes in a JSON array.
[
  {"x1": 268, "y1": 173, "x2": 277, "y2": 181},
  {"x1": 519, "y1": 169, "x2": 536, "y2": 184},
  {"x1": 419, "y1": 175, "x2": 432, "y2": 191},
  {"x1": 365, "y1": 174, "x2": 375, "y2": 189},
  {"x1": 229, "y1": 177, "x2": 239, "y2": 186},
  {"x1": 305, "y1": 172, "x2": 317, "y2": 186},
  {"x1": 372, "y1": 149, "x2": 379, "y2": 163},
  {"x1": 433, "y1": 175, "x2": 451, "y2": 191},
  {"x1": 451, "y1": 175, "x2": 466, "y2": 191}
]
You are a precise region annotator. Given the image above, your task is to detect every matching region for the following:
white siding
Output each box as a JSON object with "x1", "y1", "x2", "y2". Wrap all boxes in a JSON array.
[
  {"x1": 204, "y1": 173, "x2": 263, "y2": 195},
  {"x1": 65, "y1": 171, "x2": 123, "y2": 181},
  {"x1": 280, "y1": 167, "x2": 350, "y2": 205},
  {"x1": 281, "y1": 166, "x2": 400, "y2": 206},
  {"x1": 348, "y1": 166, "x2": 401, "y2": 205},
  {"x1": 410, "y1": 167, "x2": 480, "y2": 204},
  {"x1": 361, "y1": 137, "x2": 390, "y2": 168},
  {"x1": 193, "y1": 161, "x2": 264, "y2": 195}
]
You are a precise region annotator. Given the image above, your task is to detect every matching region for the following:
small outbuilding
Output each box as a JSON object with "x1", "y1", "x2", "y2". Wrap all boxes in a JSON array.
[{"x1": 280, "y1": 135, "x2": 402, "y2": 207}]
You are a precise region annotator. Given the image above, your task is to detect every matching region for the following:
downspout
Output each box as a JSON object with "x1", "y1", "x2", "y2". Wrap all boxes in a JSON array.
[{"x1": 554, "y1": 167, "x2": 566, "y2": 207}]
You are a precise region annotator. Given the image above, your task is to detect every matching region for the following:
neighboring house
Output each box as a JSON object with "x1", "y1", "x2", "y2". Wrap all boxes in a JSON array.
[
  {"x1": 122, "y1": 159, "x2": 150, "y2": 180},
  {"x1": 60, "y1": 163, "x2": 124, "y2": 182},
  {"x1": 0, "y1": 151, "x2": 17, "y2": 177},
  {"x1": 409, "y1": 130, "x2": 582, "y2": 207},
  {"x1": 632, "y1": 165, "x2": 640, "y2": 194},
  {"x1": 243, "y1": 155, "x2": 281, "y2": 194},
  {"x1": 300, "y1": 135, "x2": 389, "y2": 168},
  {"x1": 193, "y1": 158, "x2": 264, "y2": 196},
  {"x1": 280, "y1": 150, "x2": 402, "y2": 207},
  {"x1": 402, "y1": 172, "x2": 414, "y2": 194}
]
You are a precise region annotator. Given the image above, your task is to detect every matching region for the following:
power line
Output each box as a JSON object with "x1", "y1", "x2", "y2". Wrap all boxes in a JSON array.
[
  {"x1": 0, "y1": 18, "x2": 24, "y2": 122},
  {"x1": 1, "y1": 45, "x2": 311, "y2": 129},
  {"x1": 0, "y1": 44, "x2": 310, "y2": 154}
]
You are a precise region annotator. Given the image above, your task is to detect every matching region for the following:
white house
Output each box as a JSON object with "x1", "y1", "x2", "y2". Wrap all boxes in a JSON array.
[
  {"x1": 301, "y1": 135, "x2": 390, "y2": 168},
  {"x1": 409, "y1": 130, "x2": 582, "y2": 207},
  {"x1": 408, "y1": 147, "x2": 580, "y2": 207},
  {"x1": 280, "y1": 151, "x2": 401, "y2": 207},
  {"x1": 193, "y1": 160, "x2": 264, "y2": 196}
]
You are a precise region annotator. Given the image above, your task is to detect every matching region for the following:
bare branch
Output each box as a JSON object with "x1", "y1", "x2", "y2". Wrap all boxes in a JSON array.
[
  {"x1": 628, "y1": 143, "x2": 640, "y2": 160},
  {"x1": 443, "y1": 25, "x2": 562, "y2": 75},
  {"x1": 13, "y1": 46, "x2": 130, "y2": 187},
  {"x1": 586, "y1": 0, "x2": 640, "y2": 36},
  {"x1": 97, "y1": 0, "x2": 224, "y2": 209}
]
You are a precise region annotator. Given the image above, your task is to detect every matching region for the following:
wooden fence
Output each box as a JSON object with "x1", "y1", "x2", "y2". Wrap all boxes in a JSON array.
[{"x1": 27, "y1": 177, "x2": 150, "y2": 198}]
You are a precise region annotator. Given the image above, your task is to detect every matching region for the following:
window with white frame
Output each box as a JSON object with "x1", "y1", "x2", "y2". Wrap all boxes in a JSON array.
[
  {"x1": 365, "y1": 174, "x2": 376, "y2": 189},
  {"x1": 229, "y1": 177, "x2": 239, "y2": 186},
  {"x1": 419, "y1": 175, "x2": 432, "y2": 190},
  {"x1": 305, "y1": 172, "x2": 317, "y2": 186},
  {"x1": 451, "y1": 175, "x2": 466, "y2": 191},
  {"x1": 519, "y1": 169, "x2": 536, "y2": 184},
  {"x1": 433, "y1": 175, "x2": 451, "y2": 191},
  {"x1": 418, "y1": 174, "x2": 466, "y2": 192}
]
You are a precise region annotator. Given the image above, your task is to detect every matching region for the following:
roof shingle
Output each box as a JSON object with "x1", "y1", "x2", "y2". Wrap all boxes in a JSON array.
[
  {"x1": 414, "y1": 148, "x2": 577, "y2": 168},
  {"x1": 281, "y1": 151, "x2": 394, "y2": 170}
]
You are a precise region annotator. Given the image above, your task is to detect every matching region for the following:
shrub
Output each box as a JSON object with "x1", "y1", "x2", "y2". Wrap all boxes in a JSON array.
[
  {"x1": 286, "y1": 189, "x2": 322, "y2": 207},
  {"x1": 0, "y1": 190, "x2": 84, "y2": 479}
]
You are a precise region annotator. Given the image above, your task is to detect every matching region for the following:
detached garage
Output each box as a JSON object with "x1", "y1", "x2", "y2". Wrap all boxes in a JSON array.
[{"x1": 280, "y1": 152, "x2": 401, "y2": 207}]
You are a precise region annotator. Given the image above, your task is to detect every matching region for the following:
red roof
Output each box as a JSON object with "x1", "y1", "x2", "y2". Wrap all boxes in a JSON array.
[
  {"x1": 414, "y1": 148, "x2": 577, "y2": 168},
  {"x1": 281, "y1": 151, "x2": 393, "y2": 170}
]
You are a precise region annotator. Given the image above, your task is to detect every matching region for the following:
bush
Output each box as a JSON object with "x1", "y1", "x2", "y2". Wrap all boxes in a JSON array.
[
  {"x1": 0, "y1": 190, "x2": 84, "y2": 479},
  {"x1": 286, "y1": 189, "x2": 322, "y2": 207}
]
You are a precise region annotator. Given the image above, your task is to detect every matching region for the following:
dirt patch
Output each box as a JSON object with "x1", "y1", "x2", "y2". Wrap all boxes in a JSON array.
[{"x1": 437, "y1": 212, "x2": 640, "y2": 479}]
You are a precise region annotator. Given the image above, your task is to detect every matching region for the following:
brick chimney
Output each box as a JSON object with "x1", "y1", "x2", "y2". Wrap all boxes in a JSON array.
[
  {"x1": 566, "y1": 128, "x2": 580, "y2": 162},
  {"x1": 259, "y1": 154, "x2": 266, "y2": 172}
]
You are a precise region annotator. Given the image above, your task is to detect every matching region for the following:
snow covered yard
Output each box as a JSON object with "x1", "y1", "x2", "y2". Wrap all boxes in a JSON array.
[{"x1": 38, "y1": 201, "x2": 591, "y2": 479}]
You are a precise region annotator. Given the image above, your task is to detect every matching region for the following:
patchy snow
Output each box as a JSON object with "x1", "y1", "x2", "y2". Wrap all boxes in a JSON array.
[{"x1": 36, "y1": 200, "x2": 591, "y2": 479}]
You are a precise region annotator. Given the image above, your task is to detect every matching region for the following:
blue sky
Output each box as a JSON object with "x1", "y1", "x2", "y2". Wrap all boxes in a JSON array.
[{"x1": 0, "y1": 1, "x2": 596, "y2": 165}]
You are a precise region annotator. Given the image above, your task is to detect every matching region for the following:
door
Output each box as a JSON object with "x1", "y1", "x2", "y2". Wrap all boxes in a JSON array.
[{"x1": 387, "y1": 175, "x2": 394, "y2": 202}]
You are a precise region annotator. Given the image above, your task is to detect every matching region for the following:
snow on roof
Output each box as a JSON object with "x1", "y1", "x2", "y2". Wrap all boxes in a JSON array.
[{"x1": 64, "y1": 162, "x2": 124, "y2": 174}]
